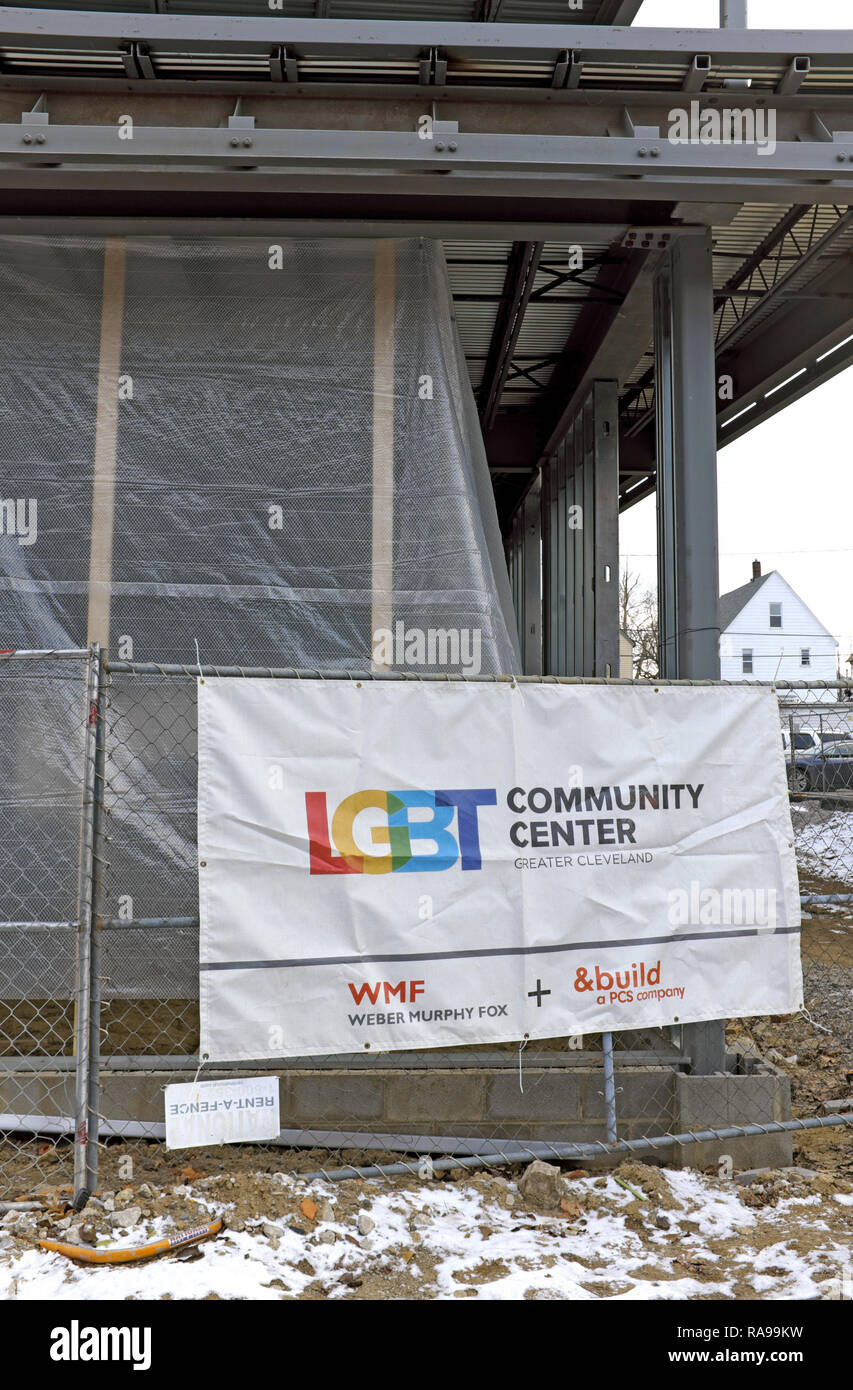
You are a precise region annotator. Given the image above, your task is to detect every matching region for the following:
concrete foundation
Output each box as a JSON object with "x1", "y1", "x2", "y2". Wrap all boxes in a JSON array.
[{"x1": 1, "y1": 1060, "x2": 793, "y2": 1172}]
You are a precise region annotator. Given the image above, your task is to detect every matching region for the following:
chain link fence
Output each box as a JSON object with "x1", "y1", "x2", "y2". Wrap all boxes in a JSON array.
[
  {"x1": 0, "y1": 649, "x2": 98, "y2": 1202},
  {"x1": 2, "y1": 653, "x2": 852, "y2": 1198}
]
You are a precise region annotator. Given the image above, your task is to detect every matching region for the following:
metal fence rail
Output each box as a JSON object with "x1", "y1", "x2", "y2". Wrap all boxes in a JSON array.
[{"x1": 1, "y1": 649, "x2": 852, "y2": 1197}]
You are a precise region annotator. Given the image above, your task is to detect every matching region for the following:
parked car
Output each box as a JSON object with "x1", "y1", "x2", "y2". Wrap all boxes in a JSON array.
[
  {"x1": 782, "y1": 729, "x2": 820, "y2": 757},
  {"x1": 787, "y1": 740, "x2": 853, "y2": 793},
  {"x1": 781, "y1": 728, "x2": 851, "y2": 760}
]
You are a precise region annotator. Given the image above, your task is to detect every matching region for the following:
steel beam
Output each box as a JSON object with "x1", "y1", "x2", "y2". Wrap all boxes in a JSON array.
[
  {"x1": 538, "y1": 245, "x2": 661, "y2": 469},
  {"x1": 718, "y1": 253, "x2": 853, "y2": 445},
  {"x1": 3, "y1": 169, "x2": 837, "y2": 220},
  {"x1": 0, "y1": 215, "x2": 633, "y2": 241},
  {"x1": 1, "y1": 13, "x2": 852, "y2": 66},
  {"x1": 479, "y1": 240, "x2": 543, "y2": 431},
  {"x1": 720, "y1": 335, "x2": 853, "y2": 444},
  {"x1": 595, "y1": 1, "x2": 645, "y2": 23},
  {"x1": 3, "y1": 124, "x2": 853, "y2": 187}
]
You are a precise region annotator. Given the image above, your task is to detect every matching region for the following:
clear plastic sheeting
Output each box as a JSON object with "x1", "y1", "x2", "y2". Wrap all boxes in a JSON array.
[
  {"x1": 0, "y1": 236, "x2": 519, "y2": 1006},
  {"x1": 0, "y1": 234, "x2": 519, "y2": 675},
  {"x1": 0, "y1": 656, "x2": 88, "y2": 1039}
]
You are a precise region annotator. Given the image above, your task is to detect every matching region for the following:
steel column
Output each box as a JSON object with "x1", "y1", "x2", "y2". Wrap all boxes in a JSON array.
[
  {"x1": 582, "y1": 397, "x2": 596, "y2": 677},
  {"x1": 509, "y1": 513, "x2": 524, "y2": 652},
  {"x1": 573, "y1": 422, "x2": 584, "y2": 676},
  {"x1": 654, "y1": 265, "x2": 677, "y2": 679},
  {"x1": 654, "y1": 231, "x2": 720, "y2": 682},
  {"x1": 539, "y1": 382, "x2": 619, "y2": 678},
  {"x1": 521, "y1": 478, "x2": 542, "y2": 676},
  {"x1": 654, "y1": 231, "x2": 725, "y2": 1076},
  {"x1": 592, "y1": 382, "x2": 619, "y2": 678},
  {"x1": 544, "y1": 455, "x2": 558, "y2": 672},
  {"x1": 558, "y1": 440, "x2": 569, "y2": 677},
  {"x1": 720, "y1": 0, "x2": 748, "y2": 27}
]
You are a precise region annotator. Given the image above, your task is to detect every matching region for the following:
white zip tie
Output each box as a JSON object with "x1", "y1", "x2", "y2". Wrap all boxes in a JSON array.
[
  {"x1": 518, "y1": 1037, "x2": 528, "y2": 1094},
  {"x1": 799, "y1": 1005, "x2": 832, "y2": 1035}
]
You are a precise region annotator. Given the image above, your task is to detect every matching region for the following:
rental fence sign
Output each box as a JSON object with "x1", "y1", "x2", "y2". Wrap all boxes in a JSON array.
[{"x1": 197, "y1": 679, "x2": 802, "y2": 1061}]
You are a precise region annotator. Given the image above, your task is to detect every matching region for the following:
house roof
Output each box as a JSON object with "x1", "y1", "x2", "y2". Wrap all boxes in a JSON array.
[
  {"x1": 719, "y1": 572, "x2": 774, "y2": 632},
  {"x1": 719, "y1": 569, "x2": 836, "y2": 642}
]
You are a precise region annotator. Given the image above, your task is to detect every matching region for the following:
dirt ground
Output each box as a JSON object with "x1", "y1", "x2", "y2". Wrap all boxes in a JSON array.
[
  {"x1": 2, "y1": 1158, "x2": 851, "y2": 1301},
  {"x1": 2, "y1": 905, "x2": 851, "y2": 1195}
]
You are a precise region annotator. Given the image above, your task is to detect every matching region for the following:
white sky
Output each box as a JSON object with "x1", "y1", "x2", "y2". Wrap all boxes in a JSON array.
[{"x1": 620, "y1": 0, "x2": 853, "y2": 664}]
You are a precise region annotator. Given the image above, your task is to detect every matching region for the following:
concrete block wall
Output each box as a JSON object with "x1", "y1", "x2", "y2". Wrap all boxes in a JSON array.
[{"x1": 2, "y1": 1064, "x2": 793, "y2": 1171}]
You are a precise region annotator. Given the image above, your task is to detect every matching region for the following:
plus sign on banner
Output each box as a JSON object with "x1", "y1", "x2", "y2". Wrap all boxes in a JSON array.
[{"x1": 197, "y1": 679, "x2": 802, "y2": 1061}]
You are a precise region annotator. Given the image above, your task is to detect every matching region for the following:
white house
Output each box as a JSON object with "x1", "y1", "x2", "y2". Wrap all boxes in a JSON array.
[
  {"x1": 619, "y1": 630, "x2": 635, "y2": 679},
  {"x1": 719, "y1": 562, "x2": 838, "y2": 698}
]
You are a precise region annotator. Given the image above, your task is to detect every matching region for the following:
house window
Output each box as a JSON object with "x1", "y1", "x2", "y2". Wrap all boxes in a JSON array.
[
  {"x1": 742, "y1": 649, "x2": 753, "y2": 674},
  {"x1": 801, "y1": 648, "x2": 811, "y2": 667},
  {"x1": 769, "y1": 602, "x2": 782, "y2": 629}
]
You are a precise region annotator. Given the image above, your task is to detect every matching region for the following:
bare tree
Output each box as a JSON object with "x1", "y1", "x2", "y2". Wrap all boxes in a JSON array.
[{"x1": 620, "y1": 566, "x2": 659, "y2": 679}]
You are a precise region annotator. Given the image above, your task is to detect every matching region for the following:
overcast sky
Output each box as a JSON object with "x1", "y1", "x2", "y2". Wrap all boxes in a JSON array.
[{"x1": 620, "y1": 0, "x2": 853, "y2": 667}]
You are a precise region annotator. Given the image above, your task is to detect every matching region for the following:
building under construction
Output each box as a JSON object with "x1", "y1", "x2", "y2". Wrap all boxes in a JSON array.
[{"x1": 2, "y1": 1, "x2": 853, "y2": 1191}]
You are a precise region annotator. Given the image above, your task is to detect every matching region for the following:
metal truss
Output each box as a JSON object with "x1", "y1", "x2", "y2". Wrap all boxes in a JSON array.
[{"x1": 618, "y1": 201, "x2": 853, "y2": 497}]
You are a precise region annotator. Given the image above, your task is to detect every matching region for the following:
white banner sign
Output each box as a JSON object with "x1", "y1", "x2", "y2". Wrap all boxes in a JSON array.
[
  {"x1": 198, "y1": 679, "x2": 802, "y2": 1061},
  {"x1": 165, "y1": 1076, "x2": 280, "y2": 1149}
]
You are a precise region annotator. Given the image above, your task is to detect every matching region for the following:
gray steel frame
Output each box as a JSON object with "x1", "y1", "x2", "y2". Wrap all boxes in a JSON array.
[
  {"x1": 3, "y1": 125, "x2": 853, "y2": 204},
  {"x1": 1, "y1": 13, "x2": 850, "y2": 64},
  {"x1": 538, "y1": 380, "x2": 618, "y2": 679},
  {"x1": 1, "y1": 15, "x2": 853, "y2": 512},
  {"x1": 521, "y1": 479, "x2": 543, "y2": 676},
  {"x1": 655, "y1": 232, "x2": 720, "y2": 683},
  {"x1": 653, "y1": 232, "x2": 725, "y2": 1075}
]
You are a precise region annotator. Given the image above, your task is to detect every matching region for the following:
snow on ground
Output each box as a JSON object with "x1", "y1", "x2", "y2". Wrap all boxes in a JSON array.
[
  {"x1": 793, "y1": 806, "x2": 853, "y2": 888},
  {"x1": 0, "y1": 1164, "x2": 851, "y2": 1301}
]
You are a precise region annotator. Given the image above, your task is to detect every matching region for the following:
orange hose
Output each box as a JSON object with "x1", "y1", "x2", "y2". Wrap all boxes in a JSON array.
[{"x1": 38, "y1": 1218, "x2": 222, "y2": 1265}]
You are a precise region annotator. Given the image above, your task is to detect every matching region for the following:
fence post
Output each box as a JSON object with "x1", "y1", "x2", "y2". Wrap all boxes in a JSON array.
[
  {"x1": 87, "y1": 648, "x2": 108, "y2": 1195},
  {"x1": 602, "y1": 1031, "x2": 618, "y2": 1145},
  {"x1": 73, "y1": 643, "x2": 102, "y2": 1204}
]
